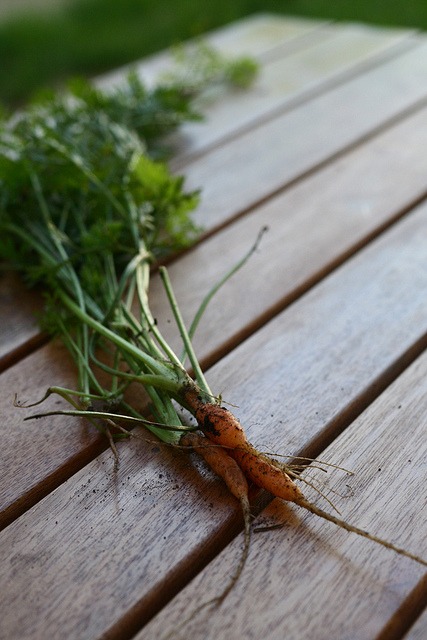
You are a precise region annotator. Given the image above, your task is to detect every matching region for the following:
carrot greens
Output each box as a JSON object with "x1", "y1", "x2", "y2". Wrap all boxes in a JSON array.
[{"x1": 0, "y1": 48, "x2": 258, "y2": 443}]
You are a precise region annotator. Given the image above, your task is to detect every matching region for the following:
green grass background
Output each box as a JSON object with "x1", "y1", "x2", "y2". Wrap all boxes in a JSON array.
[{"x1": 2, "y1": 0, "x2": 427, "y2": 107}]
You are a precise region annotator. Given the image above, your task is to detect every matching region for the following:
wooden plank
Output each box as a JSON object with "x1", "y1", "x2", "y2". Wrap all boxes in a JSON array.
[
  {"x1": 177, "y1": 38, "x2": 427, "y2": 231},
  {"x1": 0, "y1": 341, "x2": 104, "y2": 529},
  {"x1": 4, "y1": 106, "x2": 427, "y2": 524},
  {"x1": 142, "y1": 347, "x2": 427, "y2": 640},
  {"x1": 0, "y1": 32, "x2": 423, "y2": 368},
  {"x1": 165, "y1": 24, "x2": 415, "y2": 164},
  {"x1": 149, "y1": 104, "x2": 427, "y2": 367},
  {"x1": 405, "y1": 609, "x2": 427, "y2": 640},
  {"x1": 1, "y1": 197, "x2": 427, "y2": 639},
  {"x1": 97, "y1": 14, "x2": 331, "y2": 89},
  {"x1": 0, "y1": 273, "x2": 43, "y2": 370}
]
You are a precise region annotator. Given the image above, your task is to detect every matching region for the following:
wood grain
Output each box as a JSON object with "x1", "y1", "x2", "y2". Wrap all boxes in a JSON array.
[
  {"x1": 0, "y1": 424, "x2": 245, "y2": 640},
  {"x1": 0, "y1": 341, "x2": 103, "y2": 529},
  {"x1": 1, "y1": 22, "x2": 417, "y2": 373},
  {"x1": 0, "y1": 337, "x2": 154, "y2": 529},
  {"x1": 142, "y1": 347, "x2": 427, "y2": 640},
  {"x1": 404, "y1": 608, "x2": 427, "y2": 640},
  {"x1": 166, "y1": 23, "x2": 415, "y2": 164},
  {"x1": 177, "y1": 38, "x2": 427, "y2": 231},
  {"x1": 1, "y1": 193, "x2": 427, "y2": 639},
  {"x1": 149, "y1": 104, "x2": 427, "y2": 367},
  {"x1": 0, "y1": 273, "x2": 43, "y2": 370}
]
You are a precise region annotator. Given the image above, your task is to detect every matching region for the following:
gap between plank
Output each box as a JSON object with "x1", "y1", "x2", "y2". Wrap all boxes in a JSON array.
[
  {"x1": 251, "y1": 20, "x2": 335, "y2": 64},
  {"x1": 196, "y1": 187, "x2": 427, "y2": 375},
  {"x1": 184, "y1": 89, "x2": 427, "y2": 247},
  {"x1": 0, "y1": 437, "x2": 107, "y2": 532},
  {"x1": 0, "y1": 332, "x2": 49, "y2": 375},
  {"x1": 3, "y1": 154, "x2": 427, "y2": 534},
  {"x1": 92, "y1": 337, "x2": 427, "y2": 640},
  {"x1": 375, "y1": 573, "x2": 427, "y2": 640},
  {"x1": 171, "y1": 33, "x2": 419, "y2": 171}
]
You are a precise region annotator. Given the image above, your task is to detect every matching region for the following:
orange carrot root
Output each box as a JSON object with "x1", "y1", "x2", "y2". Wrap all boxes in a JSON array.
[
  {"x1": 180, "y1": 430, "x2": 252, "y2": 605},
  {"x1": 232, "y1": 444, "x2": 305, "y2": 503},
  {"x1": 183, "y1": 391, "x2": 305, "y2": 504},
  {"x1": 180, "y1": 431, "x2": 249, "y2": 505},
  {"x1": 196, "y1": 404, "x2": 249, "y2": 449},
  {"x1": 183, "y1": 391, "x2": 427, "y2": 580}
]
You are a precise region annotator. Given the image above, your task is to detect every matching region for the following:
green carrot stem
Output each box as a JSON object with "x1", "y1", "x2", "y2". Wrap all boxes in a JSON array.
[
  {"x1": 23, "y1": 408, "x2": 195, "y2": 431},
  {"x1": 58, "y1": 288, "x2": 181, "y2": 385},
  {"x1": 187, "y1": 226, "x2": 268, "y2": 346},
  {"x1": 135, "y1": 261, "x2": 184, "y2": 368},
  {"x1": 159, "y1": 266, "x2": 211, "y2": 396}
]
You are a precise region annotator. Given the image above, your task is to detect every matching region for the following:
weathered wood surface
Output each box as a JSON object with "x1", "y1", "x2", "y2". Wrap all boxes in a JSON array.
[
  {"x1": 179, "y1": 38, "x2": 427, "y2": 231},
  {"x1": 0, "y1": 273, "x2": 43, "y2": 370},
  {"x1": 165, "y1": 22, "x2": 416, "y2": 164},
  {"x1": 150, "y1": 104, "x2": 427, "y2": 367},
  {"x1": 405, "y1": 609, "x2": 427, "y2": 640},
  {"x1": 0, "y1": 342, "x2": 104, "y2": 529},
  {"x1": 142, "y1": 348, "x2": 427, "y2": 640},
  {"x1": 0, "y1": 13, "x2": 426, "y2": 640},
  {"x1": 1, "y1": 182, "x2": 427, "y2": 640}
]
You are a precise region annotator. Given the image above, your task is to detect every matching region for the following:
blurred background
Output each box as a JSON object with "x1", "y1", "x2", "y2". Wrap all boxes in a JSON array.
[{"x1": 2, "y1": 0, "x2": 426, "y2": 108}]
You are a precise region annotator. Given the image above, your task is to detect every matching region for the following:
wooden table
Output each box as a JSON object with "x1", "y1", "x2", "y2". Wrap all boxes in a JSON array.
[{"x1": 1, "y1": 13, "x2": 427, "y2": 640}]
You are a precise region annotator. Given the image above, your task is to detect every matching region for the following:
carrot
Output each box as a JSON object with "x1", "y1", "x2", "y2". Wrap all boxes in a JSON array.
[
  {"x1": 183, "y1": 388, "x2": 304, "y2": 502},
  {"x1": 180, "y1": 431, "x2": 251, "y2": 605},
  {"x1": 181, "y1": 387, "x2": 427, "y2": 568},
  {"x1": 180, "y1": 431, "x2": 250, "y2": 508},
  {"x1": 184, "y1": 390, "x2": 250, "y2": 449}
]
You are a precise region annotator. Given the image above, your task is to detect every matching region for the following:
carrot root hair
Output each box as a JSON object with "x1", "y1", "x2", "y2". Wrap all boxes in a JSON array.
[
  {"x1": 295, "y1": 498, "x2": 427, "y2": 567},
  {"x1": 185, "y1": 394, "x2": 427, "y2": 569}
]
